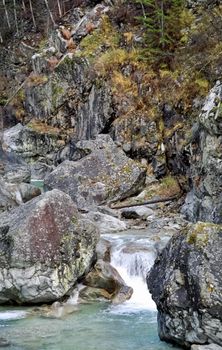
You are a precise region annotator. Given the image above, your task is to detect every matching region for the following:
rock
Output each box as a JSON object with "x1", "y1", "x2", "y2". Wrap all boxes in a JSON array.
[
  {"x1": 2, "y1": 123, "x2": 63, "y2": 163},
  {"x1": 79, "y1": 286, "x2": 112, "y2": 302},
  {"x1": 72, "y1": 4, "x2": 110, "y2": 40},
  {"x1": 191, "y1": 345, "x2": 222, "y2": 350},
  {"x1": 83, "y1": 259, "x2": 133, "y2": 303},
  {"x1": 0, "y1": 338, "x2": 10, "y2": 347},
  {"x1": 25, "y1": 55, "x2": 113, "y2": 142},
  {"x1": 183, "y1": 82, "x2": 222, "y2": 223},
  {"x1": 147, "y1": 222, "x2": 222, "y2": 348},
  {"x1": 0, "y1": 189, "x2": 99, "y2": 304},
  {"x1": 96, "y1": 238, "x2": 111, "y2": 262},
  {"x1": 3, "y1": 164, "x2": 31, "y2": 184},
  {"x1": 0, "y1": 177, "x2": 19, "y2": 212},
  {"x1": 112, "y1": 285, "x2": 133, "y2": 305},
  {"x1": 45, "y1": 135, "x2": 146, "y2": 209},
  {"x1": 86, "y1": 211, "x2": 127, "y2": 234},
  {"x1": 121, "y1": 206, "x2": 154, "y2": 220},
  {"x1": 30, "y1": 162, "x2": 53, "y2": 180},
  {"x1": 84, "y1": 260, "x2": 126, "y2": 294},
  {"x1": 36, "y1": 301, "x2": 79, "y2": 319},
  {"x1": 18, "y1": 183, "x2": 41, "y2": 203}
]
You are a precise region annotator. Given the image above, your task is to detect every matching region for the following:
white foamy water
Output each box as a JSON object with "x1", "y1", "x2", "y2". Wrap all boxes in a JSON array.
[
  {"x1": 0, "y1": 310, "x2": 27, "y2": 320},
  {"x1": 103, "y1": 234, "x2": 157, "y2": 314}
]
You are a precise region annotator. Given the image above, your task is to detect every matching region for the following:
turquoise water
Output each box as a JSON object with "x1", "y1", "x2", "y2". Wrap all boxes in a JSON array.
[
  {"x1": 0, "y1": 304, "x2": 179, "y2": 350},
  {"x1": 0, "y1": 231, "x2": 181, "y2": 350}
]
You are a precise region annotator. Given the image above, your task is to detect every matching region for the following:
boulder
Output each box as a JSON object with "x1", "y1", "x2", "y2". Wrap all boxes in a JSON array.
[
  {"x1": 79, "y1": 286, "x2": 112, "y2": 302},
  {"x1": 121, "y1": 206, "x2": 154, "y2": 220},
  {"x1": 45, "y1": 135, "x2": 146, "y2": 209},
  {"x1": 82, "y1": 259, "x2": 133, "y2": 303},
  {"x1": 85, "y1": 211, "x2": 127, "y2": 234},
  {"x1": 0, "y1": 177, "x2": 19, "y2": 212},
  {"x1": 183, "y1": 82, "x2": 222, "y2": 223},
  {"x1": 147, "y1": 222, "x2": 222, "y2": 348},
  {"x1": 0, "y1": 189, "x2": 99, "y2": 304}
]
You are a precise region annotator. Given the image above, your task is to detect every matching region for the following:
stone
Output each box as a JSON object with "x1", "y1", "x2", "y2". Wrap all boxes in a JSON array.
[
  {"x1": 45, "y1": 135, "x2": 146, "y2": 209},
  {"x1": 183, "y1": 82, "x2": 222, "y2": 223},
  {"x1": 18, "y1": 183, "x2": 41, "y2": 203},
  {"x1": 96, "y1": 238, "x2": 111, "y2": 262},
  {"x1": 2, "y1": 123, "x2": 63, "y2": 163},
  {"x1": 0, "y1": 177, "x2": 18, "y2": 212},
  {"x1": 79, "y1": 286, "x2": 112, "y2": 302},
  {"x1": 85, "y1": 211, "x2": 127, "y2": 234},
  {"x1": 147, "y1": 222, "x2": 222, "y2": 348},
  {"x1": 191, "y1": 345, "x2": 222, "y2": 350},
  {"x1": 0, "y1": 189, "x2": 99, "y2": 304},
  {"x1": 83, "y1": 259, "x2": 133, "y2": 303},
  {"x1": 121, "y1": 206, "x2": 154, "y2": 220}
]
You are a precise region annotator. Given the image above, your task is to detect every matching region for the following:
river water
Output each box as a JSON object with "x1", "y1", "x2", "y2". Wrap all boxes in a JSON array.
[{"x1": 0, "y1": 230, "x2": 180, "y2": 350}]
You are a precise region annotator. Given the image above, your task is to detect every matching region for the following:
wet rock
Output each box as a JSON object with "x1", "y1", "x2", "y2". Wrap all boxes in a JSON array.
[
  {"x1": 183, "y1": 82, "x2": 222, "y2": 223},
  {"x1": 79, "y1": 286, "x2": 112, "y2": 302},
  {"x1": 121, "y1": 206, "x2": 154, "y2": 220},
  {"x1": 83, "y1": 259, "x2": 133, "y2": 303},
  {"x1": 35, "y1": 301, "x2": 79, "y2": 319},
  {"x1": 45, "y1": 135, "x2": 146, "y2": 209},
  {"x1": 112, "y1": 285, "x2": 133, "y2": 305},
  {"x1": 96, "y1": 238, "x2": 111, "y2": 262},
  {"x1": 147, "y1": 222, "x2": 222, "y2": 348},
  {"x1": 0, "y1": 189, "x2": 99, "y2": 304},
  {"x1": 86, "y1": 211, "x2": 127, "y2": 234}
]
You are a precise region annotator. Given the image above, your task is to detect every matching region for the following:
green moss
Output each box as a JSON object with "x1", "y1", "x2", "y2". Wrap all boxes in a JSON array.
[
  {"x1": 79, "y1": 16, "x2": 120, "y2": 59},
  {"x1": 186, "y1": 222, "x2": 221, "y2": 248}
]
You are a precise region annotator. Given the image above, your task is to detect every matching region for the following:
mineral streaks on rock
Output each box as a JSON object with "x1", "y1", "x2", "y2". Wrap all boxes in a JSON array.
[
  {"x1": 147, "y1": 222, "x2": 222, "y2": 348},
  {"x1": 0, "y1": 189, "x2": 99, "y2": 304}
]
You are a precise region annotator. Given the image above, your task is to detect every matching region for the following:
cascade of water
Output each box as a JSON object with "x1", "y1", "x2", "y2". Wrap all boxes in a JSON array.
[{"x1": 104, "y1": 234, "x2": 157, "y2": 313}]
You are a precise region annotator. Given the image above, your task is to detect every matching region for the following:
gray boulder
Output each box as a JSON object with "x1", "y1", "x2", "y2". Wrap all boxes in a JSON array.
[
  {"x1": 0, "y1": 189, "x2": 99, "y2": 304},
  {"x1": 147, "y1": 222, "x2": 222, "y2": 348},
  {"x1": 45, "y1": 135, "x2": 146, "y2": 209}
]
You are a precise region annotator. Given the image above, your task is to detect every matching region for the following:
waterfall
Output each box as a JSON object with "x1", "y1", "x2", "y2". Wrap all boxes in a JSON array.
[{"x1": 104, "y1": 233, "x2": 157, "y2": 314}]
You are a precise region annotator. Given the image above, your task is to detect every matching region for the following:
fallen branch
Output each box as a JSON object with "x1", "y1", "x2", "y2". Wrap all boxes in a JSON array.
[{"x1": 110, "y1": 193, "x2": 183, "y2": 210}]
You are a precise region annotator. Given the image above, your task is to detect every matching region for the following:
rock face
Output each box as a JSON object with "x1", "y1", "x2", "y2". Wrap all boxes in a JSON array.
[
  {"x1": 147, "y1": 222, "x2": 222, "y2": 348},
  {"x1": 0, "y1": 189, "x2": 99, "y2": 304},
  {"x1": 183, "y1": 82, "x2": 222, "y2": 223},
  {"x1": 45, "y1": 135, "x2": 146, "y2": 209},
  {"x1": 2, "y1": 123, "x2": 63, "y2": 163}
]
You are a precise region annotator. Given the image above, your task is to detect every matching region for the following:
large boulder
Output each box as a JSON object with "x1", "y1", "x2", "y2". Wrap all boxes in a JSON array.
[
  {"x1": 0, "y1": 189, "x2": 99, "y2": 304},
  {"x1": 45, "y1": 135, "x2": 146, "y2": 209},
  {"x1": 147, "y1": 222, "x2": 222, "y2": 348},
  {"x1": 183, "y1": 82, "x2": 222, "y2": 223}
]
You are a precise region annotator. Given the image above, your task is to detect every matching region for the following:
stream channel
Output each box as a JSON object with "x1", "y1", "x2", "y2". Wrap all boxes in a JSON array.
[{"x1": 0, "y1": 229, "x2": 181, "y2": 350}]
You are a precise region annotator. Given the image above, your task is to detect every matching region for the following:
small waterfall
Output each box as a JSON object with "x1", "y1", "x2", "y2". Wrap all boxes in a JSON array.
[{"x1": 104, "y1": 234, "x2": 157, "y2": 313}]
